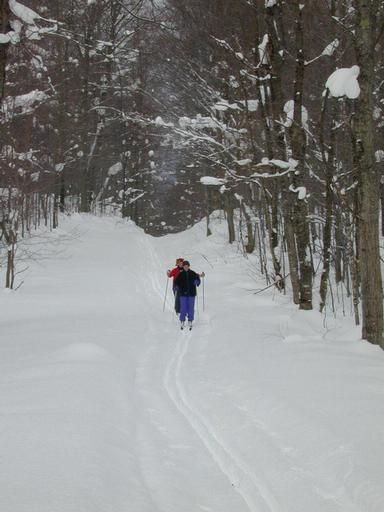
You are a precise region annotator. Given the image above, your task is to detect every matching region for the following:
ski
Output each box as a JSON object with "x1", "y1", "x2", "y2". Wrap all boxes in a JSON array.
[{"x1": 179, "y1": 322, "x2": 193, "y2": 331}]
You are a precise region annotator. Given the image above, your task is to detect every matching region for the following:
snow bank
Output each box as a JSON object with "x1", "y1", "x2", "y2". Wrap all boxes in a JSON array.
[{"x1": 1, "y1": 214, "x2": 384, "y2": 512}]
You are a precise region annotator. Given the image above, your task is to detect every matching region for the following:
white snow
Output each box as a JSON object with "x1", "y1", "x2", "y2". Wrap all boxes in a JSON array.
[
  {"x1": 289, "y1": 184, "x2": 307, "y2": 199},
  {"x1": 283, "y1": 100, "x2": 309, "y2": 129},
  {"x1": 325, "y1": 65, "x2": 360, "y2": 99},
  {"x1": 321, "y1": 38, "x2": 339, "y2": 57},
  {"x1": 155, "y1": 116, "x2": 174, "y2": 128},
  {"x1": 0, "y1": 33, "x2": 11, "y2": 44},
  {"x1": 108, "y1": 162, "x2": 123, "y2": 176},
  {"x1": 179, "y1": 115, "x2": 220, "y2": 130},
  {"x1": 9, "y1": 0, "x2": 40, "y2": 25},
  {"x1": 258, "y1": 34, "x2": 269, "y2": 65},
  {"x1": 239, "y1": 99, "x2": 259, "y2": 112},
  {"x1": 235, "y1": 159, "x2": 252, "y2": 166},
  {"x1": 375, "y1": 150, "x2": 384, "y2": 163},
  {"x1": 1, "y1": 90, "x2": 48, "y2": 120},
  {"x1": 1, "y1": 214, "x2": 384, "y2": 512},
  {"x1": 268, "y1": 159, "x2": 291, "y2": 169},
  {"x1": 213, "y1": 100, "x2": 239, "y2": 112},
  {"x1": 155, "y1": 115, "x2": 165, "y2": 126},
  {"x1": 200, "y1": 176, "x2": 226, "y2": 186}
]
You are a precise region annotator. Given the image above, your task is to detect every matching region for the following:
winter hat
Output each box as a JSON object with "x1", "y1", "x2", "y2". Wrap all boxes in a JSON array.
[{"x1": 183, "y1": 260, "x2": 190, "y2": 267}]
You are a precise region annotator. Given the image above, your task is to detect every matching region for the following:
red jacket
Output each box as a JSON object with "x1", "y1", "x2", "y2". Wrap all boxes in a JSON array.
[{"x1": 169, "y1": 267, "x2": 181, "y2": 280}]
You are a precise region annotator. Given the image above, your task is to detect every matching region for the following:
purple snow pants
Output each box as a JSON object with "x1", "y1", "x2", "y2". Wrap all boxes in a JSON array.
[{"x1": 179, "y1": 296, "x2": 196, "y2": 322}]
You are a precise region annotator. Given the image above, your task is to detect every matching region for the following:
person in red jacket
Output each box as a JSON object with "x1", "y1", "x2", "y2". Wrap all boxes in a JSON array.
[{"x1": 167, "y1": 258, "x2": 184, "y2": 313}]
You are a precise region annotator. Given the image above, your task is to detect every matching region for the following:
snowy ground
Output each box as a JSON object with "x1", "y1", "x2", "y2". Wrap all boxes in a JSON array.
[{"x1": 1, "y1": 214, "x2": 384, "y2": 512}]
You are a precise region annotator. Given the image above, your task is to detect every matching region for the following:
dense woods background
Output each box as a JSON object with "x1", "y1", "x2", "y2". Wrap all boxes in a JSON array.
[{"x1": 1, "y1": 0, "x2": 384, "y2": 347}]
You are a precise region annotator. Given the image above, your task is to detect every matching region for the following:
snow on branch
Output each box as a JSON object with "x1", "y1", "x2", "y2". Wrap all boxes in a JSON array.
[
  {"x1": 9, "y1": 0, "x2": 40, "y2": 25},
  {"x1": 108, "y1": 162, "x2": 123, "y2": 176},
  {"x1": 2, "y1": 90, "x2": 49, "y2": 121},
  {"x1": 325, "y1": 65, "x2": 360, "y2": 99},
  {"x1": 284, "y1": 100, "x2": 309, "y2": 129},
  {"x1": 5, "y1": 1, "x2": 58, "y2": 44},
  {"x1": 250, "y1": 158, "x2": 298, "y2": 179},
  {"x1": 179, "y1": 115, "x2": 221, "y2": 131},
  {"x1": 200, "y1": 176, "x2": 227, "y2": 186},
  {"x1": 289, "y1": 184, "x2": 307, "y2": 200},
  {"x1": 213, "y1": 99, "x2": 259, "y2": 114},
  {"x1": 305, "y1": 39, "x2": 339, "y2": 66},
  {"x1": 258, "y1": 34, "x2": 269, "y2": 66}
]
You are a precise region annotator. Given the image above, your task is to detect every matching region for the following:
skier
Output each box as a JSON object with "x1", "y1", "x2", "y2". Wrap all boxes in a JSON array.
[
  {"x1": 174, "y1": 260, "x2": 205, "y2": 330},
  {"x1": 167, "y1": 258, "x2": 184, "y2": 313}
]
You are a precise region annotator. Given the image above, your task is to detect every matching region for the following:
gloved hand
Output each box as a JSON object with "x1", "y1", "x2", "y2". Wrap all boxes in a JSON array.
[
  {"x1": 167, "y1": 270, "x2": 171, "y2": 277},
  {"x1": 200, "y1": 272, "x2": 205, "y2": 278}
]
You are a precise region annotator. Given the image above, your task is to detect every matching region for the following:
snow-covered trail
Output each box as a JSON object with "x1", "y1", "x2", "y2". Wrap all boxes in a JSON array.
[{"x1": 1, "y1": 215, "x2": 384, "y2": 512}]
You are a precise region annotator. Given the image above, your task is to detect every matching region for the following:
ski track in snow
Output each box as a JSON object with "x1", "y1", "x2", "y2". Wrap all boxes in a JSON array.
[
  {"x1": 2, "y1": 216, "x2": 384, "y2": 512},
  {"x1": 143, "y1": 227, "x2": 369, "y2": 512},
  {"x1": 164, "y1": 331, "x2": 281, "y2": 512},
  {"x1": 140, "y1": 232, "x2": 281, "y2": 512}
]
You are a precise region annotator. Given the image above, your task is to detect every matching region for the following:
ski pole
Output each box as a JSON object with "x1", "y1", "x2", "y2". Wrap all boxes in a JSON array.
[
  {"x1": 202, "y1": 276, "x2": 205, "y2": 311},
  {"x1": 196, "y1": 292, "x2": 200, "y2": 319},
  {"x1": 163, "y1": 277, "x2": 169, "y2": 312}
]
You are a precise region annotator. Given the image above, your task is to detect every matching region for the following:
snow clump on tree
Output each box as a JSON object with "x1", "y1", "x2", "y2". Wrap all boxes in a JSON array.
[{"x1": 325, "y1": 65, "x2": 360, "y2": 99}]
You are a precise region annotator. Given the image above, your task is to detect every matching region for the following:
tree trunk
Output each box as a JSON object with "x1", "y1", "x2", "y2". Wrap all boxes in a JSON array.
[
  {"x1": 0, "y1": 0, "x2": 10, "y2": 101},
  {"x1": 205, "y1": 186, "x2": 212, "y2": 237},
  {"x1": 224, "y1": 191, "x2": 236, "y2": 244},
  {"x1": 354, "y1": 0, "x2": 384, "y2": 348},
  {"x1": 319, "y1": 94, "x2": 335, "y2": 312},
  {"x1": 353, "y1": 0, "x2": 383, "y2": 346},
  {"x1": 290, "y1": 1, "x2": 312, "y2": 310}
]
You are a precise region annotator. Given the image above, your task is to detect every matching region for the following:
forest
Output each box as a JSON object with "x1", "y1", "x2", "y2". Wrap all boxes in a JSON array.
[{"x1": 1, "y1": 0, "x2": 384, "y2": 348}]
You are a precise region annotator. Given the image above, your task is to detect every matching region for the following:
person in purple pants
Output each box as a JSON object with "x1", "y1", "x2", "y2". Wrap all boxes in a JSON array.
[{"x1": 174, "y1": 261, "x2": 205, "y2": 330}]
